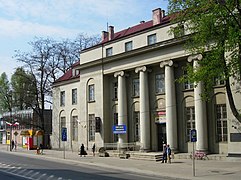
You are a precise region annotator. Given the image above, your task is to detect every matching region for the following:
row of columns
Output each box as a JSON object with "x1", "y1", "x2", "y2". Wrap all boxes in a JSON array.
[{"x1": 113, "y1": 55, "x2": 208, "y2": 152}]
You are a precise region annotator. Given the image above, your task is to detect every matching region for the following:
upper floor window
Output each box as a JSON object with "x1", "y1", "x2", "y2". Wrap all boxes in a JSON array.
[
  {"x1": 173, "y1": 24, "x2": 184, "y2": 38},
  {"x1": 214, "y1": 76, "x2": 225, "y2": 86},
  {"x1": 125, "y1": 41, "x2": 133, "y2": 52},
  {"x1": 132, "y1": 78, "x2": 140, "y2": 97},
  {"x1": 72, "y1": 88, "x2": 77, "y2": 105},
  {"x1": 155, "y1": 74, "x2": 165, "y2": 94},
  {"x1": 216, "y1": 104, "x2": 227, "y2": 142},
  {"x1": 183, "y1": 70, "x2": 193, "y2": 90},
  {"x1": 60, "y1": 91, "x2": 65, "y2": 106},
  {"x1": 88, "y1": 84, "x2": 95, "y2": 102},
  {"x1": 113, "y1": 82, "x2": 118, "y2": 99},
  {"x1": 106, "y1": 47, "x2": 113, "y2": 57},
  {"x1": 147, "y1": 34, "x2": 156, "y2": 45}
]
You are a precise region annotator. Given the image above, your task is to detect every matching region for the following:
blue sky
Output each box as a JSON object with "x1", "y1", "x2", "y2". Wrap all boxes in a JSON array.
[{"x1": 0, "y1": 0, "x2": 169, "y2": 78}]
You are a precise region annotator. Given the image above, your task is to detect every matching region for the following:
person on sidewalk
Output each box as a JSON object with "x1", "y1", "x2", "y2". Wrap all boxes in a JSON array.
[
  {"x1": 11, "y1": 140, "x2": 15, "y2": 151},
  {"x1": 161, "y1": 144, "x2": 167, "y2": 163},
  {"x1": 92, "y1": 143, "x2": 95, "y2": 156},
  {"x1": 14, "y1": 140, "x2": 17, "y2": 151},
  {"x1": 79, "y1": 144, "x2": 86, "y2": 157},
  {"x1": 40, "y1": 143, "x2": 44, "y2": 155},
  {"x1": 166, "y1": 144, "x2": 172, "y2": 163}
]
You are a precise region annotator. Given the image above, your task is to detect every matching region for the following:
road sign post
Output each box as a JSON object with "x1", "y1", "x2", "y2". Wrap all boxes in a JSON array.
[
  {"x1": 190, "y1": 129, "x2": 197, "y2": 177},
  {"x1": 61, "y1": 127, "x2": 67, "y2": 159}
]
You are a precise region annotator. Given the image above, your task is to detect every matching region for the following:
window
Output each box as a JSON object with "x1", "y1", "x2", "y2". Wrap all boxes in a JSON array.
[
  {"x1": 60, "y1": 116, "x2": 66, "y2": 138},
  {"x1": 106, "y1": 47, "x2": 113, "y2": 57},
  {"x1": 125, "y1": 41, "x2": 133, "y2": 52},
  {"x1": 113, "y1": 82, "x2": 118, "y2": 99},
  {"x1": 88, "y1": 84, "x2": 95, "y2": 102},
  {"x1": 214, "y1": 76, "x2": 225, "y2": 86},
  {"x1": 60, "y1": 117, "x2": 66, "y2": 128},
  {"x1": 155, "y1": 74, "x2": 165, "y2": 94},
  {"x1": 133, "y1": 78, "x2": 140, "y2": 97},
  {"x1": 60, "y1": 91, "x2": 65, "y2": 106},
  {"x1": 184, "y1": 70, "x2": 193, "y2": 90},
  {"x1": 186, "y1": 107, "x2": 195, "y2": 141},
  {"x1": 72, "y1": 116, "x2": 78, "y2": 141},
  {"x1": 134, "y1": 111, "x2": 140, "y2": 142},
  {"x1": 89, "y1": 114, "x2": 95, "y2": 141},
  {"x1": 173, "y1": 25, "x2": 184, "y2": 38},
  {"x1": 216, "y1": 104, "x2": 227, "y2": 142},
  {"x1": 113, "y1": 113, "x2": 118, "y2": 142},
  {"x1": 147, "y1": 34, "x2": 156, "y2": 45},
  {"x1": 72, "y1": 88, "x2": 77, "y2": 105}
]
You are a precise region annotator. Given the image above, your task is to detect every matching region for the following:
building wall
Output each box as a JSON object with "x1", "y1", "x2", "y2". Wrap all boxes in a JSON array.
[
  {"x1": 52, "y1": 12, "x2": 241, "y2": 155},
  {"x1": 51, "y1": 80, "x2": 80, "y2": 151}
]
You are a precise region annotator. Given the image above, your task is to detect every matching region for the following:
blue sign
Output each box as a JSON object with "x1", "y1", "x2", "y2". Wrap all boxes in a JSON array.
[
  {"x1": 62, "y1": 127, "x2": 67, "y2": 141},
  {"x1": 113, "y1": 125, "x2": 127, "y2": 134},
  {"x1": 190, "y1": 129, "x2": 197, "y2": 142}
]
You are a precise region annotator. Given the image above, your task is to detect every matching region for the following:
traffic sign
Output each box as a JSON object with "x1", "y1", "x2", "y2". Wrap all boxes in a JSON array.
[
  {"x1": 61, "y1": 127, "x2": 67, "y2": 141},
  {"x1": 190, "y1": 129, "x2": 197, "y2": 142},
  {"x1": 113, "y1": 125, "x2": 127, "y2": 134}
]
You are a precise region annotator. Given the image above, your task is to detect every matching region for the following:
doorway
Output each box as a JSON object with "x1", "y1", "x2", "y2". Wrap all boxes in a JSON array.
[{"x1": 157, "y1": 123, "x2": 166, "y2": 151}]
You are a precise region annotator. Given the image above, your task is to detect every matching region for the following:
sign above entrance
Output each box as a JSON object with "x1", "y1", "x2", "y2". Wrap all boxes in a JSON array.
[
  {"x1": 112, "y1": 125, "x2": 126, "y2": 134},
  {"x1": 155, "y1": 111, "x2": 166, "y2": 124}
]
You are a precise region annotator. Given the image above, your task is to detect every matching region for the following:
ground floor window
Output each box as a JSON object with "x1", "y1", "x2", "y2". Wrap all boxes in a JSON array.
[
  {"x1": 216, "y1": 104, "x2": 227, "y2": 142},
  {"x1": 89, "y1": 114, "x2": 95, "y2": 141},
  {"x1": 113, "y1": 113, "x2": 118, "y2": 142},
  {"x1": 134, "y1": 111, "x2": 140, "y2": 142},
  {"x1": 72, "y1": 116, "x2": 78, "y2": 141},
  {"x1": 185, "y1": 106, "x2": 195, "y2": 141}
]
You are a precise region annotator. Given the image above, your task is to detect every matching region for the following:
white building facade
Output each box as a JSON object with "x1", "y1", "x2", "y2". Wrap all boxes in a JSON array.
[{"x1": 51, "y1": 8, "x2": 241, "y2": 156}]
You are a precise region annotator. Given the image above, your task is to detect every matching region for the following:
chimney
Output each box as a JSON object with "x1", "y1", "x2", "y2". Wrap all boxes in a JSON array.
[
  {"x1": 102, "y1": 31, "x2": 108, "y2": 41},
  {"x1": 152, "y1": 8, "x2": 164, "y2": 26},
  {"x1": 108, "y1": 26, "x2": 114, "y2": 40}
]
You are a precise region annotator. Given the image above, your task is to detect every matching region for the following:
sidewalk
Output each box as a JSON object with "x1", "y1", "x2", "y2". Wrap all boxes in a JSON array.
[{"x1": 1, "y1": 144, "x2": 241, "y2": 180}]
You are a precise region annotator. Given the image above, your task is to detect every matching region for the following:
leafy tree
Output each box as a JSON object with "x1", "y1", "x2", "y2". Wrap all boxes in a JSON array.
[
  {"x1": 0, "y1": 73, "x2": 12, "y2": 113},
  {"x1": 14, "y1": 34, "x2": 100, "y2": 134},
  {"x1": 11, "y1": 67, "x2": 36, "y2": 110},
  {"x1": 168, "y1": 0, "x2": 241, "y2": 122}
]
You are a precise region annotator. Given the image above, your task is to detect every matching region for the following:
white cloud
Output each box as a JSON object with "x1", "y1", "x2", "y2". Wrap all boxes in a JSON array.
[{"x1": 0, "y1": 18, "x2": 79, "y2": 38}]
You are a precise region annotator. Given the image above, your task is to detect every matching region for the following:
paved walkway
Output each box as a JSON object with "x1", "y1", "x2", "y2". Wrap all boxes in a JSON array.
[{"x1": 0, "y1": 144, "x2": 241, "y2": 180}]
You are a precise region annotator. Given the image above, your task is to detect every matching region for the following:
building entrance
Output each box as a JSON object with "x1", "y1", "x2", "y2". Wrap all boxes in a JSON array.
[{"x1": 157, "y1": 123, "x2": 166, "y2": 151}]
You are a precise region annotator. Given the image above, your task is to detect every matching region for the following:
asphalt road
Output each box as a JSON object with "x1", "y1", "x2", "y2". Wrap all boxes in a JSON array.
[{"x1": 0, "y1": 151, "x2": 174, "y2": 180}]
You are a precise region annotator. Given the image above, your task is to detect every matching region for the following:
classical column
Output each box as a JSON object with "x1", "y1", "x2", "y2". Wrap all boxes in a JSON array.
[
  {"x1": 135, "y1": 66, "x2": 151, "y2": 151},
  {"x1": 188, "y1": 54, "x2": 208, "y2": 152},
  {"x1": 114, "y1": 71, "x2": 127, "y2": 146},
  {"x1": 160, "y1": 60, "x2": 178, "y2": 151}
]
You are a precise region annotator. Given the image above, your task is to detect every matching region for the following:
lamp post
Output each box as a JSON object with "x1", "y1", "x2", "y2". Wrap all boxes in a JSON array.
[{"x1": 9, "y1": 90, "x2": 13, "y2": 152}]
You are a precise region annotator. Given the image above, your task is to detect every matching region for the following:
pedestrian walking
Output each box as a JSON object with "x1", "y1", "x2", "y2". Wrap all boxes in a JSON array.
[
  {"x1": 161, "y1": 144, "x2": 167, "y2": 163},
  {"x1": 166, "y1": 144, "x2": 172, "y2": 163},
  {"x1": 79, "y1": 144, "x2": 86, "y2": 157},
  {"x1": 92, "y1": 143, "x2": 95, "y2": 156},
  {"x1": 14, "y1": 140, "x2": 17, "y2": 151},
  {"x1": 40, "y1": 143, "x2": 44, "y2": 155},
  {"x1": 11, "y1": 140, "x2": 15, "y2": 151}
]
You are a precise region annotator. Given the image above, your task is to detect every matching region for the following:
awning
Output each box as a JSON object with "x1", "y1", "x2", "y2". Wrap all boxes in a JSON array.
[
  {"x1": 20, "y1": 130, "x2": 30, "y2": 136},
  {"x1": 35, "y1": 130, "x2": 43, "y2": 136}
]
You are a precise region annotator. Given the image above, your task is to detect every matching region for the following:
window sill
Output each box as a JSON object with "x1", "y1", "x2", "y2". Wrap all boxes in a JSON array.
[{"x1": 88, "y1": 100, "x2": 96, "y2": 103}]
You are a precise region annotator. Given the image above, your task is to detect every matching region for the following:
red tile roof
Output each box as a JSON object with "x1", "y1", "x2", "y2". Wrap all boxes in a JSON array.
[
  {"x1": 101, "y1": 16, "x2": 170, "y2": 43},
  {"x1": 54, "y1": 61, "x2": 80, "y2": 84}
]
